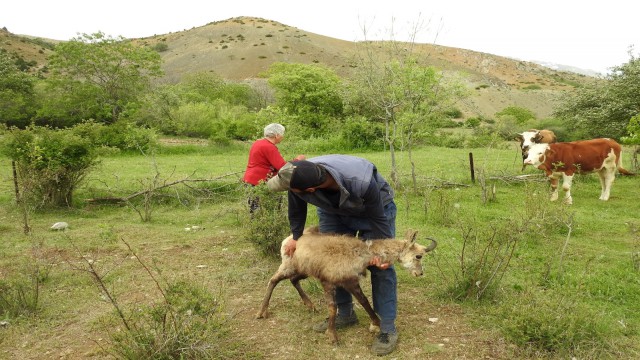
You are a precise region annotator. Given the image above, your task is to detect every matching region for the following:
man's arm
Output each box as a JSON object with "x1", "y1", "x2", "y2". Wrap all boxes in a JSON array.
[{"x1": 288, "y1": 191, "x2": 308, "y2": 240}]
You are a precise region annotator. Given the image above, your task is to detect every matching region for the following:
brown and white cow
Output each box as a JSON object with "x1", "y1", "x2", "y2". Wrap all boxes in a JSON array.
[
  {"x1": 516, "y1": 129, "x2": 557, "y2": 159},
  {"x1": 523, "y1": 138, "x2": 633, "y2": 204}
]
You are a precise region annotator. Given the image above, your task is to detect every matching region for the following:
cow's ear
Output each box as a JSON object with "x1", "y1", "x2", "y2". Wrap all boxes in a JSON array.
[{"x1": 515, "y1": 134, "x2": 523, "y2": 141}]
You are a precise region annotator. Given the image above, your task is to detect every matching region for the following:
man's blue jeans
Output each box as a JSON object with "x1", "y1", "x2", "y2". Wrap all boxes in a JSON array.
[{"x1": 317, "y1": 201, "x2": 398, "y2": 334}]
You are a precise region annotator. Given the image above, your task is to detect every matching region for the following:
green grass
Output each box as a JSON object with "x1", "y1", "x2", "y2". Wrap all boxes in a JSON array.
[{"x1": 1, "y1": 142, "x2": 639, "y2": 359}]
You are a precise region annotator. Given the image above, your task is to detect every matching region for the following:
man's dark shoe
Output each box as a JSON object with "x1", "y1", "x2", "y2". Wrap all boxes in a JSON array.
[
  {"x1": 312, "y1": 312, "x2": 358, "y2": 332},
  {"x1": 371, "y1": 332, "x2": 398, "y2": 356}
]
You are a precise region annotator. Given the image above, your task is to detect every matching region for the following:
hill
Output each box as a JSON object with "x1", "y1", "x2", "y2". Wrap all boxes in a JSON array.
[{"x1": 2, "y1": 17, "x2": 595, "y2": 120}]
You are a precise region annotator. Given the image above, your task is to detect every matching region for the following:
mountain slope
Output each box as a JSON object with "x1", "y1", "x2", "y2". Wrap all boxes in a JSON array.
[
  {"x1": 2, "y1": 17, "x2": 594, "y2": 119},
  {"x1": 134, "y1": 17, "x2": 593, "y2": 119}
]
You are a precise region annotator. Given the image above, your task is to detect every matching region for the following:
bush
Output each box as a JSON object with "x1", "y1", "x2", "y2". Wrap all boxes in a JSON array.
[
  {"x1": 242, "y1": 184, "x2": 289, "y2": 258},
  {"x1": 1, "y1": 126, "x2": 100, "y2": 207},
  {"x1": 109, "y1": 280, "x2": 243, "y2": 359},
  {"x1": 337, "y1": 116, "x2": 384, "y2": 150},
  {"x1": 151, "y1": 42, "x2": 169, "y2": 52},
  {"x1": 0, "y1": 278, "x2": 40, "y2": 318},
  {"x1": 496, "y1": 106, "x2": 536, "y2": 124},
  {"x1": 496, "y1": 289, "x2": 621, "y2": 357},
  {"x1": 72, "y1": 120, "x2": 158, "y2": 152}
]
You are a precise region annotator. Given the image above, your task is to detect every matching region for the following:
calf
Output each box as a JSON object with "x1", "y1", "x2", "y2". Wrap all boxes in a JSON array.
[
  {"x1": 256, "y1": 226, "x2": 437, "y2": 344},
  {"x1": 523, "y1": 138, "x2": 633, "y2": 204}
]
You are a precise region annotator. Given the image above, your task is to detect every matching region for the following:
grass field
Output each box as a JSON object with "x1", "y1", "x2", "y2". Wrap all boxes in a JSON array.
[{"x1": 1, "y1": 141, "x2": 639, "y2": 359}]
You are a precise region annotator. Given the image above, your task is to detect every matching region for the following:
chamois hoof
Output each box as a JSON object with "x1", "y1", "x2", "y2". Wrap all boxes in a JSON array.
[
  {"x1": 302, "y1": 300, "x2": 316, "y2": 312},
  {"x1": 368, "y1": 323, "x2": 380, "y2": 333},
  {"x1": 255, "y1": 311, "x2": 269, "y2": 319}
]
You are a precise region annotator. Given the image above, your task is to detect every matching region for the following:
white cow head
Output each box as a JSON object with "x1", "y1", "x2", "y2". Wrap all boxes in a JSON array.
[
  {"x1": 517, "y1": 130, "x2": 540, "y2": 150},
  {"x1": 523, "y1": 143, "x2": 550, "y2": 167}
]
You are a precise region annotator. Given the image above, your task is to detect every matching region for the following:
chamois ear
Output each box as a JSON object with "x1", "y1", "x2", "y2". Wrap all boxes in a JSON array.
[{"x1": 404, "y1": 229, "x2": 418, "y2": 243}]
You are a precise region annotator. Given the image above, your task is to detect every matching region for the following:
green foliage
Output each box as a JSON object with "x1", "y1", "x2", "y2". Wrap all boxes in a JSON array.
[
  {"x1": 464, "y1": 117, "x2": 481, "y2": 128},
  {"x1": 439, "y1": 218, "x2": 522, "y2": 301},
  {"x1": 622, "y1": 114, "x2": 640, "y2": 145},
  {"x1": 265, "y1": 62, "x2": 344, "y2": 119},
  {"x1": 337, "y1": 115, "x2": 385, "y2": 150},
  {"x1": 43, "y1": 32, "x2": 163, "y2": 126},
  {"x1": 444, "y1": 107, "x2": 464, "y2": 119},
  {"x1": 151, "y1": 42, "x2": 169, "y2": 52},
  {"x1": 242, "y1": 184, "x2": 289, "y2": 258},
  {"x1": 1, "y1": 126, "x2": 100, "y2": 207},
  {"x1": 495, "y1": 106, "x2": 536, "y2": 124},
  {"x1": 71, "y1": 120, "x2": 158, "y2": 152},
  {"x1": 130, "y1": 73, "x2": 261, "y2": 139},
  {"x1": 554, "y1": 54, "x2": 640, "y2": 140},
  {"x1": 109, "y1": 280, "x2": 242, "y2": 359},
  {"x1": 0, "y1": 51, "x2": 36, "y2": 128},
  {"x1": 496, "y1": 289, "x2": 621, "y2": 357},
  {"x1": 0, "y1": 277, "x2": 40, "y2": 318}
]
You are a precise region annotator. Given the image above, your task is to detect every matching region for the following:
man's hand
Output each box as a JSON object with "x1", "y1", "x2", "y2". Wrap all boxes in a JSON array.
[
  {"x1": 294, "y1": 154, "x2": 306, "y2": 161},
  {"x1": 284, "y1": 238, "x2": 297, "y2": 257},
  {"x1": 369, "y1": 256, "x2": 391, "y2": 270}
]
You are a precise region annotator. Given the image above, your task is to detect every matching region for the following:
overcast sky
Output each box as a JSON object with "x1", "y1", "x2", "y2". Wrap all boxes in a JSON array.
[{"x1": 2, "y1": 0, "x2": 637, "y2": 74}]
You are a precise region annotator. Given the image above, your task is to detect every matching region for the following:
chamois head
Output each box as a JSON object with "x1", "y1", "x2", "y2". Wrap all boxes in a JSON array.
[{"x1": 397, "y1": 230, "x2": 437, "y2": 277}]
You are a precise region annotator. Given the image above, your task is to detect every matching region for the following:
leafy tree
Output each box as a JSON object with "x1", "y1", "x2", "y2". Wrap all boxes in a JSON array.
[
  {"x1": 264, "y1": 62, "x2": 344, "y2": 135},
  {"x1": 0, "y1": 51, "x2": 36, "y2": 128},
  {"x1": 347, "y1": 41, "x2": 466, "y2": 186},
  {"x1": 554, "y1": 52, "x2": 640, "y2": 140},
  {"x1": 622, "y1": 114, "x2": 640, "y2": 170},
  {"x1": 41, "y1": 32, "x2": 163, "y2": 126}
]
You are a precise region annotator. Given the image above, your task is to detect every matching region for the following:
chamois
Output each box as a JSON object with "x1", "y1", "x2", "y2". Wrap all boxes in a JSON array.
[{"x1": 256, "y1": 226, "x2": 437, "y2": 344}]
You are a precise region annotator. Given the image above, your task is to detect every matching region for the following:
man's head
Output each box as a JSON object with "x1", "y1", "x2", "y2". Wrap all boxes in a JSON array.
[{"x1": 267, "y1": 160, "x2": 327, "y2": 191}]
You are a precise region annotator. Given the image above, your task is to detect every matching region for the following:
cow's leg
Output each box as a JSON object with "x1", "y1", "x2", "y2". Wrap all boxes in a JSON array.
[
  {"x1": 599, "y1": 151, "x2": 618, "y2": 201},
  {"x1": 343, "y1": 280, "x2": 381, "y2": 333},
  {"x1": 597, "y1": 170, "x2": 607, "y2": 199},
  {"x1": 561, "y1": 173, "x2": 573, "y2": 205},
  {"x1": 599, "y1": 168, "x2": 616, "y2": 201},
  {"x1": 321, "y1": 282, "x2": 339, "y2": 344},
  {"x1": 290, "y1": 274, "x2": 315, "y2": 311},
  {"x1": 549, "y1": 176, "x2": 560, "y2": 201},
  {"x1": 256, "y1": 270, "x2": 292, "y2": 319}
]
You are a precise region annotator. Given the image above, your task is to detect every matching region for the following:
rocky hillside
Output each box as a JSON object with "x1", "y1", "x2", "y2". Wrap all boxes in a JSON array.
[{"x1": 2, "y1": 17, "x2": 595, "y2": 119}]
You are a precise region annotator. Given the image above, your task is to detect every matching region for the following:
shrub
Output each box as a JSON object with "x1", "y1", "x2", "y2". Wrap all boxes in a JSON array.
[
  {"x1": 437, "y1": 217, "x2": 523, "y2": 301},
  {"x1": 151, "y1": 42, "x2": 168, "y2": 52},
  {"x1": 108, "y1": 280, "x2": 243, "y2": 359},
  {"x1": 243, "y1": 184, "x2": 289, "y2": 258},
  {"x1": 0, "y1": 278, "x2": 40, "y2": 318},
  {"x1": 72, "y1": 120, "x2": 158, "y2": 152},
  {"x1": 496, "y1": 289, "x2": 621, "y2": 357},
  {"x1": 337, "y1": 116, "x2": 384, "y2": 150},
  {"x1": 495, "y1": 106, "x2": 536, "y2": 124},
  {"x1": 1, "y1": 126, "x2": 100, "y2": 207}
]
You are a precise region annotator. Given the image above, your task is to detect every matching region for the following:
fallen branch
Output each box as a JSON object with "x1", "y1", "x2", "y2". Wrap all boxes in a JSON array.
[
  {"x1": 489, "y1": 173, "x2": 546, "y2": 184},
  {"x1": 86, "y1": 171, "x2": 243, "y2": 204}
]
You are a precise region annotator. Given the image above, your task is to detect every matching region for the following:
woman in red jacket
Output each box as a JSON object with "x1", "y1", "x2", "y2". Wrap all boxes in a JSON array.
[{"x1": 243, "y1": 123, "x2": 304, "y2": 211}]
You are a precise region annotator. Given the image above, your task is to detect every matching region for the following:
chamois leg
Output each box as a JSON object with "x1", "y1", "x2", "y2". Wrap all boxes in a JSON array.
[
  {"x1": 321, "y1": 281, "x2": 339, "y2": 344},
  {"x1": 344, "y1": 281, "x2": 381, "y2": 333},
  {"x1": 290, "y1": 274, "x2": 315, "y2": 311},
  {"x1": 256, "y1": 271, "x2": 291, "y2": 319}
]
